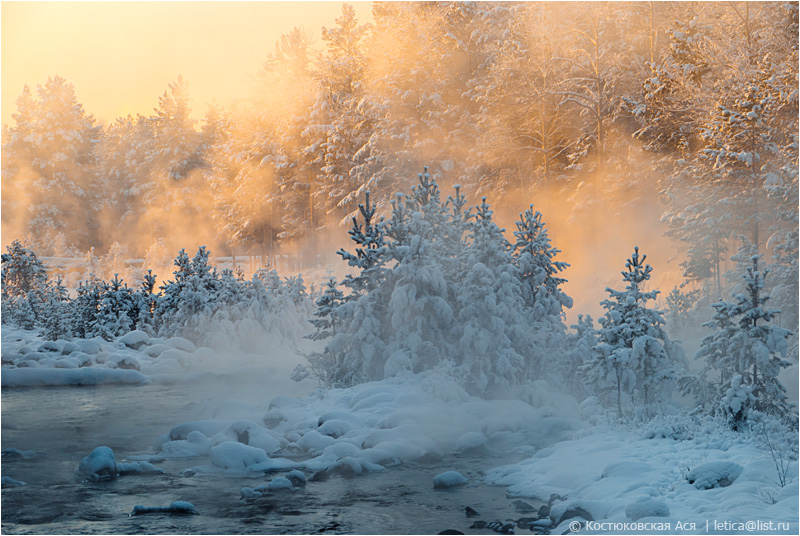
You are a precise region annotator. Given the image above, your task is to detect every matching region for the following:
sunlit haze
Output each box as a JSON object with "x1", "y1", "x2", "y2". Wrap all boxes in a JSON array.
[{"x1": 1, "y1": 1, "x2": 374, "y2": 125}]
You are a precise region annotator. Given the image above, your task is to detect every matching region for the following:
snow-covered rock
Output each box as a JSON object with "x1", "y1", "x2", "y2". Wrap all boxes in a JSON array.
[
  {"x1": 686, "y1": 461, "x2": 743, "y2": 489},
  {"x1": 266, "y1": 477, "x2": 293, "y2": 491},
  {"x1": 433, "y1": 471, "x2": 467, "y2": 489},
  {"x1": 79, "y1": 446, "x2": 118, "y2": 480},
  {"x1": 119, "y1": 330, "x2": 150, "y2": 350},
  {"x1": 625, "y1": 497, "x2": 670, "y2": 520},
  {"x1": 210, "y1": 442, "x2": 268, "y2": 471}
]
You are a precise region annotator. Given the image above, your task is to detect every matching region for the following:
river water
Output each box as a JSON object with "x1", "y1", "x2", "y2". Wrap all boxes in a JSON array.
[{"x1": 1, "y1": 373, "x2": 534, "y2": 534}]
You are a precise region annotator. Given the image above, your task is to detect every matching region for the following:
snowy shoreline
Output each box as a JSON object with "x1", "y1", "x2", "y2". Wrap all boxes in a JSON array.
[{"x1": 2, "y1": 326, "x2": 798, "y2": 534}]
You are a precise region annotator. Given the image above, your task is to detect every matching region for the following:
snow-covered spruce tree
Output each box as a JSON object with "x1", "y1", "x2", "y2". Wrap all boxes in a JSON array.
[
  {"x1": 680, "y1": 299, "x2": 739, "y2": 412},
  {"x1": 293, "y1": 277, "x2": 347, "y2": 386},
  {"x1": 1, "y1": 240, "x2": 48, "y2": 303},
  {"x1": 700, "y1": 256, "x2": 793, "y2": 425},
  {"x1": 452, "y1": 197, "x2": 529, "y2": 392},
  {"x1": 581, "y1": 247, "x2": 684, "y2": 419},
  {"x1": 156, "y1": 247, "x2": 220, "y2": 340},
  {"x1": 512, "y1": 204, "x2": 572, "y2": 377},
  {"x1": 71, "y1": 277, "x2": 104, "y2": 338},
  {"x1": 93, "y1": 274, "x2": 135, "y2": 341},
  {"x1": 381, "y1": 171, "x2": 459, "y2": 380},
  {"x1": 1, "y1": 240, "x2": 49, "y2": 328},
  {"x1": 41, "y1": 276, "x2": 72, "y2": 341},
  {"x1": 132, "y1": 270, "x2": 159, "y2": 335},
  {"x1": 315, "y1": 190, "x2": 391, "y2": 385}
]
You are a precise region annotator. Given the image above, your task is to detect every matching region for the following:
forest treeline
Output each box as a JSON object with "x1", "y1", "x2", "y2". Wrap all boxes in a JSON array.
[{"x1": 2, "y1": 1, "x2": 797, "y2": 320}]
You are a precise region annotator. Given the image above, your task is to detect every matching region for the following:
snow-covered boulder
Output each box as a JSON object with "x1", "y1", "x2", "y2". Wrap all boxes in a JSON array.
[
  {"x1": 240, "y1": 487, "x2": 262, "y2": 499},
  {"x1": 210, "y1": 442, "x2": 268, "y2": 470},
  {"x1": 318, "y1": 419, "x2": 351, "y2": 438},
  {"x1": 76, "y1": 339, "x2": 103, "y2": 355},
  {"x1": 119, "y1": 330, "x2": 150, "y2": 350},
  {"x1": 60, "y1": 342, "x2": 81, "y2": 355},
  {"x1": 143, "y1": 343, "x2": 172, "y2": 358},
  {"x1": 213, "y1": 420, "x2": 282, "y2": 454},
  {"x1": 686, "y1": 461, "x2": 743, "y2": 489},
  {"x1": 433, "y1": 471, "x2": 467, "y2": 489},
  {"x1": 160, "y1": 431, "x2": 212, "y2": 458},
  {"x1": 286, "y1": 469, "x2": 306, "y2": 486},
  {"x1": 79, "y1": 446, "x2": 118, "y2": 480},
  {"x1": 267, "y1": 477, "x2": 293, "y2": 491},
  {"x1": 625, "y1": 497, "x2": 670, "y2": 520}
]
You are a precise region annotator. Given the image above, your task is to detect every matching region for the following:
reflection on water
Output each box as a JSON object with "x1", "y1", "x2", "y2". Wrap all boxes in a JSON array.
[{"x1": 2, "y1": 374, "x2": 530, "y2": 534}]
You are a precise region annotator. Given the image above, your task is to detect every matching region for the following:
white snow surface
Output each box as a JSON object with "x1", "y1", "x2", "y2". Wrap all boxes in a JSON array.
[{"x1": 486, "y1": 423, "x2": 799, "y2": 534}]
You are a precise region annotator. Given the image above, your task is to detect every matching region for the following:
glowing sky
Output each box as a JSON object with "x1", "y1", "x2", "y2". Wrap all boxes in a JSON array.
[{"x1": 1, "y1": 1, "x2": 374, "y2": 126}]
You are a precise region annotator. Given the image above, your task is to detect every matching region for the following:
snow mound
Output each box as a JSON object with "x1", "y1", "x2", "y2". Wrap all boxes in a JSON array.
[
  {"x1": 79, "y1": 446, "x2": 118, "y2": 480},
  {"x1": 625, "y1": 497, "x2": 670, "y2": 520},
  {"x1": 686, "y1": 461, "x2": 743, "y2": 489},
  {"x1": 210, "y1": 442, "x2": 268, "y2": 471},
  {"x1": 117, "y1": 461, "x2": 163, "y2": 475},
  {"x1": 160, "y1": 431, "x2": 212, "y2": 458},
  {"x1": 130, "y1": 501, "x2": 198, "y2": 516},
  {"x1": 433, "y1": 471, "x2": 467, "y2": 489},
  {"x1": 119, "y1": 330, "x2": 150, "y2": 349},
  {"x1": 267, "y1": 477, "x2": 293, "y2": 491},
  {"x1": 240, "y1": 487, "x2": 262, "y2": 499}
]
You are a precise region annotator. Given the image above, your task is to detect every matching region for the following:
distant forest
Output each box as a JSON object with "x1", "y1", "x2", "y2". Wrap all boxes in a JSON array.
[{"x1": 2, "y1": 2, "x2": 797, "y2": 314}]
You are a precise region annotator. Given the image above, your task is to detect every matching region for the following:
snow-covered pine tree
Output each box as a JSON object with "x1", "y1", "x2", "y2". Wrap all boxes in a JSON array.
[
  {"x1": 293, "y1": 277, "x2": 347, "y2": 386},
  {"x1": 71, "y1": 277, "x2": 104, "y2": 338},
  {"x1": 1, "y1": 240, "x2": 48, "y2": 328},
  {"x1": 133, "y1": 270, "x2": 159, "y2": 335},
  {"x1": 680, "y1": 299, "x2": 739, "y2": 412},
  {"x1": 93, "y1": 274, "x2": 134, "y2": 341},
  {"x1": 581, "y1": 247, "x2": 683, "y2": 418},
  {"x1": 338, "y1": 191, "x2": 389, "y2": 296},
  {"x1": 453, "y1": 197, "x2": 528, "y2": 393},
  {"x1": 381, "y1": 170, "x2": 458, "y2": 378},
  {"x1": 41, "y1": 276, "x2": 72, "y2": 341},
  {"x1": 512, "y1": 204, "x2": 572, "y2": 376},
  {"x1": 1, "y1": 240, "x2": 48, "y2": 302},
  {"x1": 716, "y1": 256, "x2": 792, "y2": 423}
]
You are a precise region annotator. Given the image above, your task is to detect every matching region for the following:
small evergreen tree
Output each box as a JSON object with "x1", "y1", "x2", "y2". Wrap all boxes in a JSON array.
[
  {"x1": 41, "y1": 276, "x2": 72, "y2": 341},
  {"x1": 702, "y1": 256, "x2": 793, "y2": 424},
  {"x1": 582, "y1": 247, "x2": 683, "y2": 418}
]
